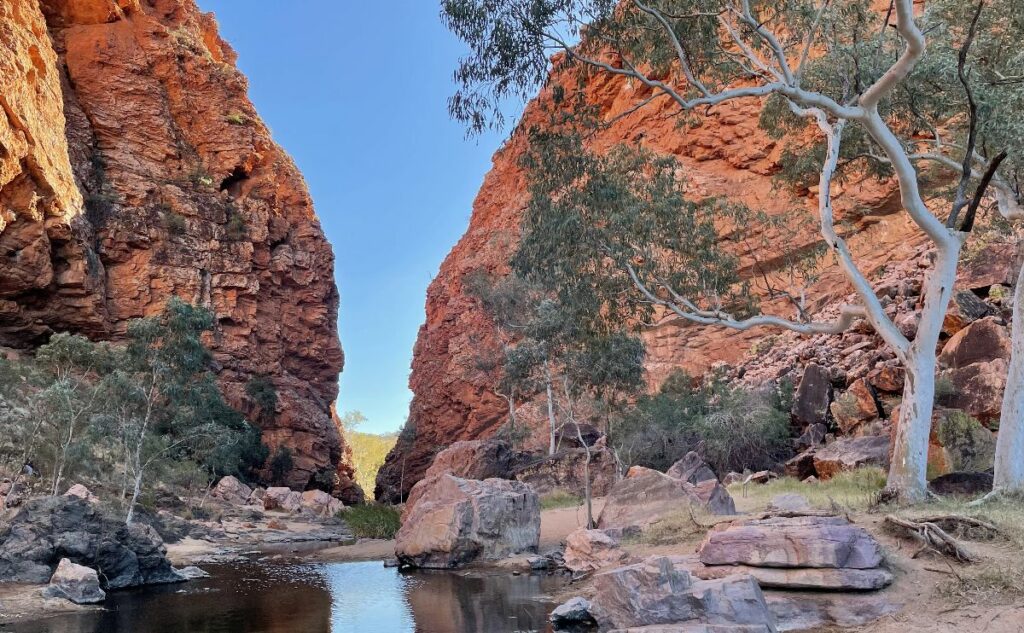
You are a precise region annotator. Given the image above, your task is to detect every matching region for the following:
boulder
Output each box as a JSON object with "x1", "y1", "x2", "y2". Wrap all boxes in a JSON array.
[
  {"x1": 698, "y1": 516, "x2": 883, "y2": 570},
  {"x1": 550, "y1": 597, "x2": 597, "y2": 628},
  {"x1": 868, "y1": 366, "x2": 905, "y2": 393},
  {"x1": 830, "y1": 379, "x2": 881, "y2": 435},
  {"x1": 666, "y1": 452, "x2": 718, "y2": 485},
  {"x1": 929, "y1": 471, "x2": 994, "y2": 496},
  {"x1": 943, "y1": 290, "x2": 995, "y2": 335},
  {"x1": 939, "y1": 317, "x2": 1011, "y2": 369},
  {"x1": 263, "y1": 487, "x2": 302, "y2": 513},
  {"x1": 300, "y1": 490, "x2": 344, "y2": 518},
  {"x1": 589, "y1": 556, "x2": 777, "y2": 632},
  {"x1": 743, "y1": 471, "x2": 778, "y2": 485},
  {"x1": 598, "y1": 467, "x2": 735, "y2": 531},
  {"x1": 940, "y1": 360, "x2": 1008, "y2": 425},
  {"x1": 211, "y1": 476, "x2": 253, "y2": 506},
  {"x1": 41, "y1": 558, "x2": 105, "y2": 604},
  {"x1": 791, "y1": 364, "x2": 832, "y2": 427},
  {"x1": 812, "y1": 436, "x2": 889, "y2": 479},
  {"x1": 687, "y1": 480, "x2": 736, "y2": 516},
  {"x1": 723, "y1": 472, "x2": 746, "y2": 486},
  {"x1": 248, "y1": 487, "x2": 266, "y2": 505},
  {"x1": 766, "y1": 494, "x2": 812, "y2": 514},
  {"x1": 395, "y1": 474, "x2": 540, "y2": 568},
  {"x1": 794, "y1": 424, "x2": 827, "y2": 451},
  {"x1": 783, "y1": 450, "x2": 817, "y2": 480},
  {"x1": 0, "y1": 496, "x2": 181, "y2": 588},
  {"x1": 563, "y1": 528, "x2": 629, "y2": 574},
  {"x1": 424, "y1": 439, "x2": 519, "y2": 481},
  {"x1": 691, "y1": 561, "x2": 893, "y2": 591},
  {"x1": 513, "y1": 442, "x2": 619, "y2": 497},
  {"x1": 63, "y1": 484, "x2": 97, "y2": 503}
]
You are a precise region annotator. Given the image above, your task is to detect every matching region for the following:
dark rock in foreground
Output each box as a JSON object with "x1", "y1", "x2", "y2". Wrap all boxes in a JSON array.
[{"x1": 0, "y1": 496, "x2": 182, "y2": 589}]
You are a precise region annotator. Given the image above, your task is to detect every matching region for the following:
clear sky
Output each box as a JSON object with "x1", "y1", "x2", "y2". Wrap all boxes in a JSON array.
[{"x1": 198, "y1": 1, "x2": 521, "y2": 435}]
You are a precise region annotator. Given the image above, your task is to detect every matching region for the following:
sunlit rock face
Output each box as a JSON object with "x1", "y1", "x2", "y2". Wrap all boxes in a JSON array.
[
  {"x1": 0, "y1": 0, "x2": 351, "y2": 493},
  {"x1": 376, "y1": 44, "x2": 938, "y2": 503}
]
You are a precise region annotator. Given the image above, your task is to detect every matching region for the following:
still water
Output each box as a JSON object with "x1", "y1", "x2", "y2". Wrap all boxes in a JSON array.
[{"x1": 2, "y1": 560, "x2": 568, "y2": 633}]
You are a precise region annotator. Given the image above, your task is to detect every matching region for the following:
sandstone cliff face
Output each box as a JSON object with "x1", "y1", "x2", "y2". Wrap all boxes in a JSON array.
[
  {"x1": 0, "y1": 0, "x2": 353, "y2": 495},
  {"x1": 376, "y1": 61, "x2": 934, "y2": 502}
]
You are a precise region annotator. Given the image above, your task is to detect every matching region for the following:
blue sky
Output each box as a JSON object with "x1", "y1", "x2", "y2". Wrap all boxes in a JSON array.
[{"x1": 199, "y1": 1, "x2": 521, "y2": 434}]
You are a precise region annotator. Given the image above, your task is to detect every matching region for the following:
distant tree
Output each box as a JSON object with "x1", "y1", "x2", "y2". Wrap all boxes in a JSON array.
[{"x1": 443, "y1": 0, "x2": 1023, "y2": 501}]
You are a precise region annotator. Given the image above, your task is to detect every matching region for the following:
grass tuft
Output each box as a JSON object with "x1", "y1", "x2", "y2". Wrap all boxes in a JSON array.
[
  {"x1": 540, "y1": 490, "x2": 584, "y2": 510},
  {"x1": 727, "y1": 467, "x2": 887, "y2": 511},
  {"x1": 342, "y1": 504, "x2": 401, "y2": 540}
]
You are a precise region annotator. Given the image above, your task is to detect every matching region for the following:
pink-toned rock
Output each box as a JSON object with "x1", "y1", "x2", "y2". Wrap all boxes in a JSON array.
[
  {"x1": 940, "y1": 360, "x2": 1008, "y2": 425},
  {"x1": 263, "y1": 487, "x2": 302, "y2": 513},
  {"x1": 395, "y1": 474, "x2": 539, "y2": 569},
  {"x1": 811, "y1": 436, "x2": 889, "y2": 479},
  {"x1": 830, "y1": 379, "x2": 880, "y2": 435},
  {"x1": 423, "y1": 439, "x2": 519, "y2": 481},
  {"x1": 211, "y1": 476, "x2": 252, "y2": 506},
  {"x1": 63, "y1": 484, "x2": 97, "y2": 503},
  {"x1": 513, "y1": 443, "x2": 619, "y2": 497},
  {"x1": 598, "y1": 467, "x2": 735, "y2": 531},
  {"x1": 939, "y1": 317, "x2": 1011, "y2": 369},
  {"x1": 300, "y1": 489, "x2": 344, "y2": 518},
  {"x1": 563, "y1": 528, "x2": 629, "y2": 574},
  {"x1": 42, "y1": 558, "x2": 105, "y2": 604},
  {"x1": 666, "y1": 452, "x2": 718, "y2": 485}
]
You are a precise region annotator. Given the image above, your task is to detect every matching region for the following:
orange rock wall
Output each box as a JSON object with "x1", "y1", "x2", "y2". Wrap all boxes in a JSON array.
[
  {"x1": 376, "y1": 61, "x2": 929, "y2": 502},
  {"x1": 0, "y1": 0, "x2": 351, "y2": 493}
]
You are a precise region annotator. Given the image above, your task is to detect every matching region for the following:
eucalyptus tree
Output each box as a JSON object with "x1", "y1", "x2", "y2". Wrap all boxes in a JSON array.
[{"x1": 443, "y1": 0, "x2": 1024, "y2": 501}]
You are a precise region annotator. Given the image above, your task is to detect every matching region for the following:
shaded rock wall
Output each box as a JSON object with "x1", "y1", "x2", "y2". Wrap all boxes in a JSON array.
[
  {"x1": 376, "y1": 58, "x2": 936, "y2": 502},
  {"x1": 0, "y1": 0, "x2": 350, "y2": 493}
]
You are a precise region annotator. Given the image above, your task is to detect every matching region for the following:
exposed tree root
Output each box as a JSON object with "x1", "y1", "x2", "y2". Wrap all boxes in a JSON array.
[{"x1": 884, "y1": 514, "x2": 982, "y2": 562}]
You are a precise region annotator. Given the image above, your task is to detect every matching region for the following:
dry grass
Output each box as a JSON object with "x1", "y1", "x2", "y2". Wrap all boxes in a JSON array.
[
  {"x1": 624, "y1": 509, "x2": 712, "y2": 546},
  {"x1": 727, "y1": 467, "x2": 888, "y2": 512},
  {"x1": 895, "y1": 493, "x2": 1024, "y2": 550},
  {"x1": 540, "y1": 490, "x2": 584, "y2": 510},
  {"x1": 936, "y1": 563, "x2": 1024, "y2": 604}
]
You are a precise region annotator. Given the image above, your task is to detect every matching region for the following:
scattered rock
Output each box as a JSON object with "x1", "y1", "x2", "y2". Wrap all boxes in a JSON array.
[
  {"x1": 723, "y1": 472, "x2": 746, "y2": 486},
  {"x1": 563, "y1": 528, "x2": 629, "y2": 574},
  {"x1": 766, "y1": 494, "x2": 812, "y2": 514},
  {"x1": 830, "y1": 379, "x2": 881, "y2": 435},
  {"x1": 263, "y1": 487, "x2": 302, "y2": 513},
  {"x1": 792, "y1": 364, "x2": 832, "y2": 427},
  {"x1": 424, "y1": 439, "x2": 519, "y2": 481},
  {"x1": 0, "y1": 496, "x2": 182, "y2": 588},
  {"x1": 929, "y1": 471, "x2": 994, "y2": 496},
  {"x1": 41, "y1": 558, "x2": 105, "y2": 604},
  {"x1": 943, "y1": 290, "x2": 995, "y2": 335},
  {"x1": 63, "y1": 484, "x2": 97, "y2": 503},
  {"x1": 300, "y1": 490, "x2": 344, "y2": 518},
  {"x1": 589, "y1": 556, "x2": 777, "y2": 631},
  {"x1": 812, "y1": 436, "x2": 889, "y2": 479},
  {"x1": 783, "y1": 451, "x2": 817, "y2": 480},
  {"x1": 940, "y1": 317, "x2": 1011, "y2": 369},
  {"x1": 174, "y1": 566, "x2": 210, "y2": 580},
  {"x1": 395, "y1": 474, "x2": 540, "y2": 569},
  {"x1": 550, "y1": 597, "x2": 596, "y2": 628},
  {"x1": 699, "y1": 516, "x2": 884, "y2": 570},
  {"x1": 211, "y1": 476, "x2": 253, "y2": 506},
  {"x1": 744, "y1": 471, "x2": 778, "y2": 485},
  {"x1": 687, "y1": 479, "x2": 737, "y2": 516},
  {"x1": 940, "y1": 360, "x2": 1008, "y2": 425},
  {"x1": 868, "y1": 366, "x2": 905, "y2": 393},
  {"x1": 666, "y1": 452, "x2": 718, "y2": 485},
  {"x1": 247, "y1": 487, "x2": 266, "y2": 506}
]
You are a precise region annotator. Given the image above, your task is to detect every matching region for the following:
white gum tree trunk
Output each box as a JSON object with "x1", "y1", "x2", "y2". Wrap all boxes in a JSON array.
[{"x1": 994, "y1": 263, "x2": 1024, "y2": 491}]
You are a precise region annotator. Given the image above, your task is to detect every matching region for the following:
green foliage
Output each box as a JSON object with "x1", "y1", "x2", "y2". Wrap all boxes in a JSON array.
[
  {"x1": 245, "y1": 375, "x2": 278, "y2": 418},
  {"x1": 347, "y1": 429, "x2": 398, "y2": 499},
  {"x1": 938, "y1": 410, "x2": 996, "y2": 472},
  {"x1": 615, "y1": 370, "x2": 792, "y2": 474},
  {"x1": 190, "y1": 166, "x2": 215, "y2": 188},
  {"x1": 728, "y1": 467, "x2": 888, "y2": 511},
  {"x1": 163, "y1": 210, "x2": 187, "y2": 235},
  {"x1": 935, "y1": 374, "x2": 958, "y2": 407},
  {"x1": 224, "y1": 210, "x2": 248, "y2": 241},
  {"x1": 269, "y1": 446, "x2": 294, "y2": 485},
  {"x1": 224, "y1": 112, "x2": 249, "y2": 125},
  {"x1": 539, "y1": 490, "x2": 583, "y2": 510},
  {"x1": 342, "y1": 503, "x2": 401, "y2": 539}
]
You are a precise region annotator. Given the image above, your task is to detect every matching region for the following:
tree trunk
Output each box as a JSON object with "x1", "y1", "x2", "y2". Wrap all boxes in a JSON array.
[
  {"x1": 994, "y1": 262, "x2": 1024, "y2": 491},
  {"x1": 126, "y1": 470, "x2": 143, "y2": 525},
  {"x1": 545, "y1": 362, "x2": 557, "y2": 456}
]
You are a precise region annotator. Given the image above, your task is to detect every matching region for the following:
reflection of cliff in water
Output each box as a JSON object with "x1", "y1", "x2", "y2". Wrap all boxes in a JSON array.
[
  {"x1": 5, "y1": 561, "x2": 565, "y2": 633},
  {"x1": 406, "y1": 569, "x2": 560, "y2": 633}
]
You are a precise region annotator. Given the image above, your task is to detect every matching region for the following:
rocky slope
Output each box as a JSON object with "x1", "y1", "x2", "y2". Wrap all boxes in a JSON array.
[
  {"x1": 376, "y1": 55, "x2": 1015, "y2": 502},
  {"x1": 0, "y1": 0, "x2": 355, "y2": 497}
]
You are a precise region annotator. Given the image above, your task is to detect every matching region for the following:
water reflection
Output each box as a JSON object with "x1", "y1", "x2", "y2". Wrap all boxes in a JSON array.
[{"x1": 0, "y1": 560, "x2": 565, "y2": 633}]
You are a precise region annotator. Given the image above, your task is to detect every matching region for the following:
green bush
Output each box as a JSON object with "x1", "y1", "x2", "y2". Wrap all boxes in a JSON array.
[
  {"x1": 225, "y1": 210, "x2": 248, "y2": 240},
  {"x1": 164, "y1": 211, "x2": 187, "y2": 235},
  {"x1": 269, "y1": 446, "x2": 293, "y2": 484},
  {"x1": 540, "y1": 490, "x2": 583, "y2": 510},
  {"x1": 343, "y1": 504, "x2": 401, "y2": 539},
  {"x1": 938, "y1": 410, "x2": 996, "y2": 472},
  {"x1": 245, "y1": 375, "x2": 278, "y2": 417}
]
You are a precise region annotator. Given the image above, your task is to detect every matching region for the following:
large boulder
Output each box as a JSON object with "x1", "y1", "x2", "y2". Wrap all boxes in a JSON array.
[
  {"x1": 211, "y1": 476, "x2": 253, "y2": 506},
  {"x1": 666, "y1": 452, "x2": 718, "y2": 485},
  {"x1": 0, "y1": 496, "x2": 182, "y2": 588},
  {"x1": 940, "y1": 360, "x2": 1008, "y2": 425},
  {"x1": 300, "y1": 490, "x2": 344, "y2": 518},
  {"x1": 943, "y1": 290, "x2": 995, "y2": 335},
  {"x1": 395, "y1": 474, "x2": 539, "y2": 569},
  {"x1": 424, "y1": 439, "x2": 519, "y2": 481},
  {"x1": 549, "y1": 597, "x2": 597, "y2": 628},
  {"x1": 563, "y1": 528, "x2": 629, "y2": 574},
  {"x1": 791, "y1": 364, "x2": 832, "y2": 427},
  {"x1": 830, "y1": 379, "x2": 881, "y2": 435},
  {"x1": 598, "y1": 467, "x2": 735, "y2": 531},
  {"x1": 513, "y1": 441, "x2": 619, "y2": 497},
  {"x1": 63, "y1": 484, "x2": 98, "y2": 504},
  {"x1": 263, "y1": 487, "x2": 302, "y2": 513},
  {"x1": 699, "y1": 516, "x2": 883, "y2": 570},
  {"x1": 41, "y1": 558, "x2": 105, "y2": 604},
  {"x1": 811, "y1": 436, "x2": 889, "y2": 479},
  {"x1": 589, "y1": 556, "x2": 777, "y2": 632},
  {"x1": 939, "y1": 317, "x2": 1011, "y2": 369}
]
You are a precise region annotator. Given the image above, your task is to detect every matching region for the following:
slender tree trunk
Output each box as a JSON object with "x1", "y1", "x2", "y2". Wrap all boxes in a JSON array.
[
  {"x1": 126, "y1": 470, "x2": 142, "y2": 525},
  {"x1": 888, "y1": 248, "x2": 958, "y2": 501},
  {"x1": 994, "y1": 262, "x2": 1024, "y2": 491},
  {"x1": 545, "y1": 362, "x2": 557, "y2": 456}
]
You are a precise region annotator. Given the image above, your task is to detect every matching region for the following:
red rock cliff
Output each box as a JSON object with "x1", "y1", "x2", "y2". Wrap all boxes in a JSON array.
[
  {"x1": 375, "y1": 57, "x2": 942, "y2": 502},
  {"x1": 0, "y1": 0, "x2": 354, "y2": 497}
]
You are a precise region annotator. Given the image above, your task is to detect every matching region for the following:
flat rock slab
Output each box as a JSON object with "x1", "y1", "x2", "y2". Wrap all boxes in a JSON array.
[
  {"x1": 692, "y1": 563, "x2": 893, "y2": 591},
  {"x1": 698, "y1": 516, "x2": 883, "y2": 570}
]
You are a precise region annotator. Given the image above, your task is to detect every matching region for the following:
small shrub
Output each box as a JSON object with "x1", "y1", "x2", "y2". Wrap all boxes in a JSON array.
[
  {"x1": 343, "y1": 504, "x2": 401, "y2": 539},
  {"x1": 225, "y1": 210, "x2": 248, "y2": 240},
  {"x1": 269, "y1": 446, "x2": 293, "y2": 484},
  {"x1": 190, "y1": 167, "x2": 215, "y2": 188},
  {"x1": 163, "y1": 211, "x2": 187, "y2": 235},
  {"x1": 224, "y1": 112, "x2": 248, "y2": 125},
  {"x1": 934, "y1": 374, "x2": 957, "y2": 406},
  {"x1": 246, "y1": 375, "x2": 278, "y2": 417},
  {"x1": 938, "y1": 410, "x2": 996, "y2": 472},
  {"x1": 937, "y1": 563, "x2": 1024, "y2": 604},
  {"x1": 540, "y1": 490, "x2": 583, "y2": 510}
]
